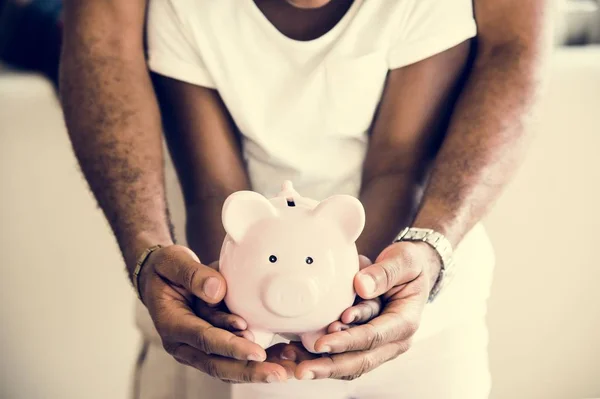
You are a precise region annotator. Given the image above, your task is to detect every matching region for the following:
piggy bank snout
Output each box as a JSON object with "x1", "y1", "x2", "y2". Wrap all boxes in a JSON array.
[{"x1": 262, "y1": 276, "x2": 319, "y2": 318}]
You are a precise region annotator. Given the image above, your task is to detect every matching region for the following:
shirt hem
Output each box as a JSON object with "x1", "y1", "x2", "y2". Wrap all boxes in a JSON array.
[{"x1": 148, "y1": 53, "x2": 217, "y2": 89}]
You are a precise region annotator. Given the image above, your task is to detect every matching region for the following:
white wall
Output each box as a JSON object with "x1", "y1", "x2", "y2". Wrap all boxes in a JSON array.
[
  {"x1": 485, "y1": 47, "x2": 600, "y2": 399},
  {"x1": 0, "y1": 73, "x2": 140, "y2": 399},
  {"x1": 0, "y1": 47, "x2": 599, "y2": 399}
]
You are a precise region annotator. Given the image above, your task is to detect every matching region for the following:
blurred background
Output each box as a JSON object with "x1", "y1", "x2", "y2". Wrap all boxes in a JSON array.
[{"x1": 1, "y1": 1, "x2": 599, "y2": 398}]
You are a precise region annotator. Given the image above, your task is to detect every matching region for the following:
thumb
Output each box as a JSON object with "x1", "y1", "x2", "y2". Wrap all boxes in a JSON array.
[
  {"x1": 354, "y1": 244, "x2": 420, "y2": 299},
  {"x1": 153, "y1": 245, "x2": 227, "y2": 304}
]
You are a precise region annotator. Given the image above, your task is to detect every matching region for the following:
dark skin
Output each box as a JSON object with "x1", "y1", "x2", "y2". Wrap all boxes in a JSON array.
[{"x1": 61, "y1": 0, "x2": 551, "y2": 384}]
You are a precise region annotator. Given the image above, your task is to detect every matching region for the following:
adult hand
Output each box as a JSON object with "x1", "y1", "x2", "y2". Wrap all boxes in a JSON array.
[
  {"x1": 280, "y1": 242, "x2": 441, "y2": 380},
  {"x1": 137, "y1": 244, "x2": 287, "y2": 383},
  {"x1": 327, "y1": 255, "x2": 382, "y2": 334},
  {"x1": 192, "y1": 260, "x2": 256, "y2": 342}
]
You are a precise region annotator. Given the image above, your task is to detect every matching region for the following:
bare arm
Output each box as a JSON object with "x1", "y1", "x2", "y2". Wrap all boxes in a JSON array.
[
  {"x1": 152, "y1": 76, "x2": 250, "y2": 263},
  {"x1": 60, "y1": 1, "x2": 283, "y2": 382},
  {"x1": 357, "y1": 41, "x2": 471, "y2": 261},
  {"x1": 60, "y1": 0, "x2": 172, "y2": 271},
  {"x1": 291, "y1": 0, "x2": 553, "y2": 380},
  {"x1": 412, "y1": 0, "x2": 553, "y2": 246},
  {"x1": 358, "y1": 0, "x2": 552, "y2": 260}
]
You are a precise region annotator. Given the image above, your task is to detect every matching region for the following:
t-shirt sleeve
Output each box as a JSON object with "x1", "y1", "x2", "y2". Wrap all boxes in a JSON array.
[
  {"x1": 388, "y1": 0, "x2": 477, "y2": 70},
  {"x1": 147, "y1": 0, "x2": 216, "y2": 88}
]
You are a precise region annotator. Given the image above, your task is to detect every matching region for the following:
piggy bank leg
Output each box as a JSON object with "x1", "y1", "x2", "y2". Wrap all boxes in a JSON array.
[
  {"x1": 248, "y1": 330, "x2": 275, "y2": 349},
  {"x1": 300, "y1": 328, "x2": 327, "y2": 354}
]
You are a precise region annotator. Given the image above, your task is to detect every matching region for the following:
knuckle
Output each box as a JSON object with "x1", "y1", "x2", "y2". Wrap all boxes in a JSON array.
[
  {"x1": 181, "y1": 264, "x2": 199, "y2": 290},
  {"x1": 364, "y1": 323, "x2": 386, "y2": 351},
  {"x1": 402, "y1": 317, "x2": 420, "y2": 337},
  {"x1": 165, "y1": 343, "x2": 191, "y2": 366},
  {"x1": 162, "y1": 341, "x2": 177, "y2": 355},
  {"x1": 154, "y1": 318, "x2": 172, "y2": 340},
  {"x1": 381, "y1": 263, "x2": 399, "y2": 290},
  {"x1": 193, "y1": 326, "x2": 211, "y2": 353},
  {"x1": 246, "y1": 363, "x2": 264, "y2": 383},
  {"x1": 397, "y1": 248, "x2": 421, "y2": 278},
  {"x1": 397, "y1": 339, "x2": 413, "y2": 355},
  {"x1": 203, "y1": 358, "x2": 221, "y2": 379},
  {"x1": 358, "y1": 355, "x2": 375, "y2": 375}
]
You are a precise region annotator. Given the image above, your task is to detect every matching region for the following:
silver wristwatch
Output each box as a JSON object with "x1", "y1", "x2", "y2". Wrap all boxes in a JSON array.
[{"x1": 393, "y1": 227, "x2": 455, "y2": 303}]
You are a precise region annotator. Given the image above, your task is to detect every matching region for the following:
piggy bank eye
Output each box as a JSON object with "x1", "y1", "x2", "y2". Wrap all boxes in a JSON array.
[
  {"x1": 305, "y1": 257, "x2": 314, "y2": 265},
  {"x1": 269, "y1": 255, "x2": 278, "y2": 263}
]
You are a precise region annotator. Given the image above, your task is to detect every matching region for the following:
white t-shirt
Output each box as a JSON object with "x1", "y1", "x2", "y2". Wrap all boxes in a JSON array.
[{"x1": 145, "y1": 0, "x2": 495, "y2": 341}]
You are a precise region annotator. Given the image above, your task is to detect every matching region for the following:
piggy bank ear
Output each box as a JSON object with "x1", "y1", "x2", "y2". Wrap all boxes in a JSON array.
[
  {"x1": 312, "y1": 195, "x2": 365, "y2": 243},
  {"x1": 222, "y1": 191, "x2": 277, "y2": 243}
]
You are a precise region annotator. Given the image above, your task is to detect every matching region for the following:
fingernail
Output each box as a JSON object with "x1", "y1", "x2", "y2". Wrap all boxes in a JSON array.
[
  {"x1": 319, "y1": 345, "x2": 331, "y2": 353},
  {"x1": 300, "y1": 371, "x2": 315, "y2": 380},
  {"x1": 203, "y1": 277, "x2": 221, "y2": 300},
  {"x1": 357, "y1": 273, "x2": 377, "y2": 295},
  {"x1": 266, "y1": 374, "x2": 280, "y2": 383},
  {"x1": 232, "y1": 319, "x2": 246, "y2": 330},
  {"x1": 248, "y1": 353, "x2": 265, "y2": 362},
  {"x1": 281, "y1": 349, "x2": 296, "y2": 361},
  {"x1": 348, "y1": 311, "x2": 358, "y2": 323}
]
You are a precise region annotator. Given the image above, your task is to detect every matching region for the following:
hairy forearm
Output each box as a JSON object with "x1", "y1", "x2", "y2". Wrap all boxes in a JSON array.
[
  {"x1": 60, "y1": 35, "x2": 173, "y2": 272},
  {"x1": 414, "y1": 42, "x2": 549, "y2": 246}
]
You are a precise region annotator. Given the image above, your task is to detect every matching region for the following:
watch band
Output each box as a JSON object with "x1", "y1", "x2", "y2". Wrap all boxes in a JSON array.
[
  {"x1": 132, "y1": 244, "x2": 163, "y2": 302},
  {"x1": 393, "y1": 227, "x2": 455, "y2": 303}
]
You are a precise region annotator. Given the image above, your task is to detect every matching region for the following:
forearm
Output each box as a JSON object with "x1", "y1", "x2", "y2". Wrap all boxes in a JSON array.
[
  {"x1": 60, "y1": 14, "x2": 172, "y2": 272},
  {"x1": 152, "y1": 76, "x2": 251, "y2": 263},
  {"x1": 413, "y1": 42, "x2": 549, "y2": 246},
  {"x1": 357, "y1": 173, "x2": 423, "y2": 260}
]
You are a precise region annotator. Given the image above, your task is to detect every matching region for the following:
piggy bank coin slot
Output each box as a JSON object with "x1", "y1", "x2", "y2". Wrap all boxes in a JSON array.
[{"x1": 286, "y1": 198, "x2": 296, "y2": 207}]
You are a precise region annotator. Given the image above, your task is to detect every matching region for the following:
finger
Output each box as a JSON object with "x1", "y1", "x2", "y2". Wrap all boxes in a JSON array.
[
  {"x1": 195, "y1": 302, "x2": 248, "y2": 331},
  {"x1": 151, "y1": 293, "x2": 266, "y2": 361},
  {"x1": 354, "y1": 247, "x2": 421, "y2": 299},
  {"x1": 358, "y1": 255, "x2": 373, "y2": 270},
  {"x1": 327, "y1": 321, "x2": 350, "y2": 334},
  {"x1": 233, "y1": 330, "x2": 256, "y2": 342},
  {"x1": 314, "y1": 294, "x2": 424, "y2": 354},
  {"x1": 295, "y1": 341, "x2": 411, "y2": 381},
  {"x1": 340, "y1": 298, "x2": 382, "y2": 325},
  {"x1": 265, "y1": 343, "x2": 305, "y2": 379},
  {"x1": 153, "y1": 245, "x2": 227, "y2": 304},
  {"x1": 207, "y1": 260, "x2": 220, "y2": 271},
  {"x1": 277, "y1": 342, "x2": 318, "y2": 363},
  {"x1": 171, "y1": 344, "x2": 287, "y2": 383}
]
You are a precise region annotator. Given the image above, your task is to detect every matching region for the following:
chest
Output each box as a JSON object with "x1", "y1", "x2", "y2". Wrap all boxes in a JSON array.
[{"x1": 187, "y1": 1, "x2": 397, "y2": 139}]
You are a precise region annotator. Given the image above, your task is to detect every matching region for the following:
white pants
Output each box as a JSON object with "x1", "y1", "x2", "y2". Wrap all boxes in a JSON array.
[{"x1": 134, "y1": 317, "x2": 490, "y2": 399}]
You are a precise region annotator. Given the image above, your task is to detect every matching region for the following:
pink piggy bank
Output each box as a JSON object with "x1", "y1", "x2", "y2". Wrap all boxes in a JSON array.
[{"x1": 218, "y1": 181, "x2": 365, "y2": 353}]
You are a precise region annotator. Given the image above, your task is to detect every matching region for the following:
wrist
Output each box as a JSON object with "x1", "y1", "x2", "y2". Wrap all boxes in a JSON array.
[
  {"x1": 411, "y1": 241, "x2": 442, "y2": 292},
  {"x1": 123, "y1": 230, "x2": 174, "y2": 280}
]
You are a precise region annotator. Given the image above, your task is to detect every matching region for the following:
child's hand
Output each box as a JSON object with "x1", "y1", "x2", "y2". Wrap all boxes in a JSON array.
[{"x1": 327, "y1": 255, "x2": 382, "y2": 333}]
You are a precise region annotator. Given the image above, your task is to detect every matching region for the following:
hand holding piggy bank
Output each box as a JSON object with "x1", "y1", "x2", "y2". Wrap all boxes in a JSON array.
[{"x1": 218, "y1": 181, "x2": 365, "y2": 353}]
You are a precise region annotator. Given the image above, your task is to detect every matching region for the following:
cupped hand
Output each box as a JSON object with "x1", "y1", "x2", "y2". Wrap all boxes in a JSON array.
[
  {"x1": 277, "y1": 242, "x2": 441, "y2": 380},
  {"x1": 327, "y1": 255, "x2": 382, "y2": 333},
  {"x1": 137, "y1": 245, "x2": 287, "y2": 383}
]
